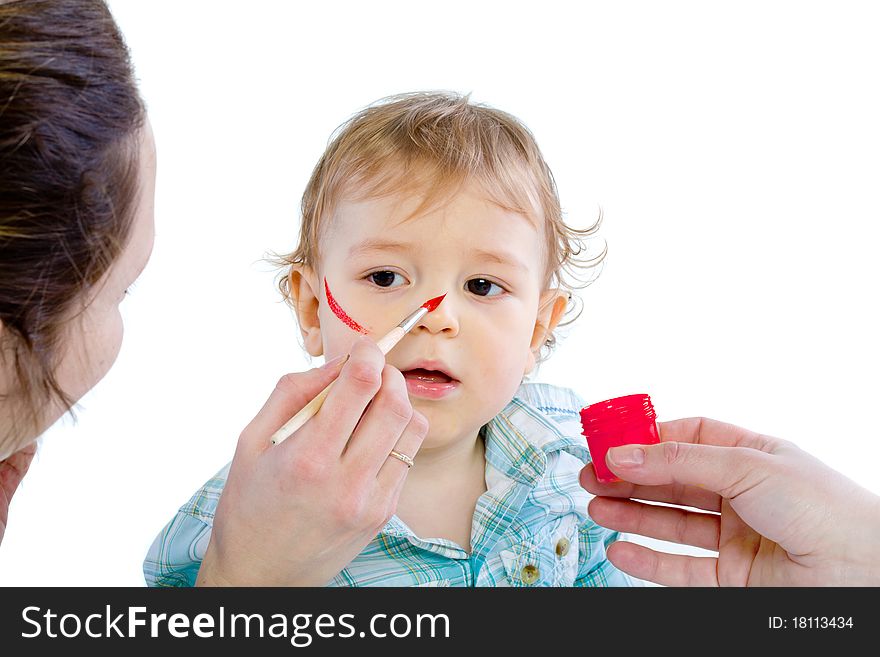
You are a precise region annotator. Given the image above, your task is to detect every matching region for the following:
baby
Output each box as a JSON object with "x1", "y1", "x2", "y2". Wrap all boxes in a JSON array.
[{"x1": 145, "y1": 92, "x2": 636, "y2": 587}]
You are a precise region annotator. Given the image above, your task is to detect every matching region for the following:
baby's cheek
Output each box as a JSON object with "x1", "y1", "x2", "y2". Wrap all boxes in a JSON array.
[
  {"x1": 477, "y1": 350, "x2": 526, "y2": 400},
  {"x1": 319, "y1": 308, "x2": 362, "y2": 357}
]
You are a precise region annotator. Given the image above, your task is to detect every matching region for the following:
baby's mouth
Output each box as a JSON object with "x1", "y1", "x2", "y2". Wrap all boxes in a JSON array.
[
  {"x1": 401, "y1": 368, "x2": 455, "y2": 384},
  {"x1": 400, "y1": 368, "x2": 460, "y2": 400}
]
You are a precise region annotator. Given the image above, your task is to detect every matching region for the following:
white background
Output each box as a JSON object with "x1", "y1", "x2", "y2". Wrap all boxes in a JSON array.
[{"x1": 2, "y1": 0, "x2": 878, "y2": 586}]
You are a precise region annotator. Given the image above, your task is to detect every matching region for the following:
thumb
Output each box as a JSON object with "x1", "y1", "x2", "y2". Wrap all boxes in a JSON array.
[
  {"x1": 238, "y1": 356, "x2": 348, "y2": 453},
  {"x1": 605, "y1": 441, "x2": 774, "y2": 499}
]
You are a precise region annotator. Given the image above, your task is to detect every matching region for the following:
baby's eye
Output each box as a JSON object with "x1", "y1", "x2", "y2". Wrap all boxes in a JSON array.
[
  {"x1": 367, "y1": 270, "x2": 406, "y2": 288},
  {"x1": 466, "y1": 278, "x2": 505, "y2": 297}
]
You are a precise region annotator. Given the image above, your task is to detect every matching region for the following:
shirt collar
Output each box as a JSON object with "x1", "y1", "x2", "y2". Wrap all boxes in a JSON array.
[
  {"x1": 379, "y1": 385, "x2": 591, "y2": 543},
  {"x1": 483, "y1": 390, "x2": 590, "y2": 488}
]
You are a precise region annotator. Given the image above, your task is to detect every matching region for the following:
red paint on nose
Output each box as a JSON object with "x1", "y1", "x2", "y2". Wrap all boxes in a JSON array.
[{"x1": 421, "y1": 293, "x2": 446, "y2": 313}]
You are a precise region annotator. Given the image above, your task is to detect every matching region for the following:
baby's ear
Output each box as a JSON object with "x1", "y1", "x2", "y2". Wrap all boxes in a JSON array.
[
  {"x1": 287, "y1": 266, "x2": 323, "y2": 357},
  {"x1": 525, "y1": 289, "x2": 569, "y2": 374}
]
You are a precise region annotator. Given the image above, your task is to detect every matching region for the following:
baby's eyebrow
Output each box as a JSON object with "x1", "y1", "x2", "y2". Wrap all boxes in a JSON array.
[
  {"x1": 470, "y1": 248, "x2": 528, "y2": 272},
  {"x1": 348, "y1": 238, "x2": 413, "y2": 258},
  {"x1": 348, "y1": 239, "x2": 528, "y2": 272}
]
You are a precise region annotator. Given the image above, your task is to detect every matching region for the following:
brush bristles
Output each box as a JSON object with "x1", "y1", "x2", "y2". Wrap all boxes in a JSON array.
[{"x1": 421, "y1": 293, "x2": 447, "y2": 312}]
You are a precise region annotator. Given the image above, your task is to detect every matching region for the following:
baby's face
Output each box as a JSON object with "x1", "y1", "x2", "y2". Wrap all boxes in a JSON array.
[{"x1": 300, "y1": 184, "x2": 563, "y2": 450}]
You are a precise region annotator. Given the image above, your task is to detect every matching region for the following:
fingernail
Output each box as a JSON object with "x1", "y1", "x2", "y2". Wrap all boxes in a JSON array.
[
  {"x1": 607, "y1": 446, "x2": 645, "y2": 467},
  {"x1": 321, "y1": 355, "x2": 348, "y2": 370}
]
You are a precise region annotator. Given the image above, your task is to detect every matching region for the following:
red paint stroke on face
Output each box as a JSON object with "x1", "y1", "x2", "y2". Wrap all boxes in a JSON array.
[
  {"x1": 421, "y1": 293, "x2": 446, "y2": 313},
  {"x1": 324, "y1": 277, "x2": 369, "y2": 335}
]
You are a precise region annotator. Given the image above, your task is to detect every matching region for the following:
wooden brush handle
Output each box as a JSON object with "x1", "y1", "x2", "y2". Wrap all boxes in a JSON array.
[{"x1": 269, "y1": 378, "x2": 335, "y2": 445}]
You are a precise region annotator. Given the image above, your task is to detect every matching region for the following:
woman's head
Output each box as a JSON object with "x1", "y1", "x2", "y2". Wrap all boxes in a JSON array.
[{"x1": 0, "y1": 0, "x2": 154, "y2": 459}]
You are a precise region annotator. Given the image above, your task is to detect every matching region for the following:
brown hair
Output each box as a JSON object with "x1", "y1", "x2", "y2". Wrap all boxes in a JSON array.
[
  {"x1": 277, "y1": 91, "x2": 605, "y2": 362},
  {"x1": 0, "y1": 0, "x2": 145, "y2": 434}
]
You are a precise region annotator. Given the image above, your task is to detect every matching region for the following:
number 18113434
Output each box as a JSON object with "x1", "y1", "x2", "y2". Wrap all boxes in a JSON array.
[{"x1": 769, "y1": 617, "x2": 854, "y2": 629}]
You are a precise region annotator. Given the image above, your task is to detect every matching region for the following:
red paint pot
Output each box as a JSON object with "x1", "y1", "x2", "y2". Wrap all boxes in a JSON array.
[{"x1": 580, "y1": 394, "x2": 660, "y2": 483}]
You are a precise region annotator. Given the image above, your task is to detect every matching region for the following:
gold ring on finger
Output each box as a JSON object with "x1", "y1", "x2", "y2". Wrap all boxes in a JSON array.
[{"x1": 388, "y1": 450, "x2": 414, "y2": 468}]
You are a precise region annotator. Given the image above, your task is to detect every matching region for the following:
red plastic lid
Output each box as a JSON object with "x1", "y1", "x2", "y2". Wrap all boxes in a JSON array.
[
  {"x1": 580, "y1": 393, "x2": 659, "y2": 483},
  {"x1": 580, "y1": 394, "x2": 655, "y2": 435}
]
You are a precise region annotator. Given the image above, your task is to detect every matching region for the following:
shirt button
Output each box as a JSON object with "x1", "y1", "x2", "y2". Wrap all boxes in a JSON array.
[
  {"x1": 555, "y1": 537, "x2": 570, "y2": 557},
  {"x1": 521, "y1": 564, "x2": 540, "y2": 585}
]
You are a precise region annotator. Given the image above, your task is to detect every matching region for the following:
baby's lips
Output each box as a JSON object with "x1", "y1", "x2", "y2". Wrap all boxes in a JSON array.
[{"x1": 399, "y1": 358, "x2": 458, "y2": 382}]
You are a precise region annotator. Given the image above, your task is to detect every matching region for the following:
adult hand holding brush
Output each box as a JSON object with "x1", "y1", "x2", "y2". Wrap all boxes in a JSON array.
[{"x1": 197, "y1": 336, "x2": 428, "y2": 586}]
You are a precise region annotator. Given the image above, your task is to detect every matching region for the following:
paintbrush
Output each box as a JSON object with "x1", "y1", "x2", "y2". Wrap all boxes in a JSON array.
[{"x1": 270, "y1": 292, "x2": 447, "y2": 446}]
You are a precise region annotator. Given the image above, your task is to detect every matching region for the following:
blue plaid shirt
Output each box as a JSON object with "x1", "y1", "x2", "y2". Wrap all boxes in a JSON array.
[{"x1": 144, "y1": 382, "x2": 638, "y2": 587}]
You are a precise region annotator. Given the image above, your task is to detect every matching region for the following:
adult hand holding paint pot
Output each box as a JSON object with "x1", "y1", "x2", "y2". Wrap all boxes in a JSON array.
[
  {"x1": 580, "y1": 417, "x2": 880, "y2": 586},
  {"x1": 196, "y1": 336, "x2": 429, "y2": 586}
]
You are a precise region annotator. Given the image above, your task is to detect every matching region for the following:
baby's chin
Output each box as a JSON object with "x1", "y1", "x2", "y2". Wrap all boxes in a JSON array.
[
  {"x1": 409, "y1": 405, "x2": 488, "y2": 452},
  {"x1": 416, "y1": 433, "x2": 480, "y2": 454}
]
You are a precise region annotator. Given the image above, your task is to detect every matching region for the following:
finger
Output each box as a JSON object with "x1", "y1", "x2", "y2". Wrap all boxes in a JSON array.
[
  {"x1": 603, "y1": 440, "x2": 776, "y2": 500},
  {"x1": 588, "y1": 496, "x2": 720, "y2": 551},
  {"x1": 308, "y1": 337, "x2": 387, "y2": 456},
  {"x1": 0, "y1": 442, "x2": 37, "y2": 543},
  {"x1": 659, "y1": 417, "x2": 776, "y2": 451},
  {"x1": 343, "y1": 365, "x2": 414, "y2": 475},
  {"x1": 380, "y1": 417, "x2": 427, "y2": 526},
  {"x1": 238, "y1": 356, "x2": 348, "y2": 455},
  {"x1": 0, "y1": 441, "x2": 37, "y2": 501},
  {"x1": 376, "y1": 409, "x2": 429, "y2": 490},
  {"x1": 606, "y1": 541, "x2": 720, "y2": 586},
  {"x1": 580, "y1": 462, "x2": 722, "y2": 512},
  {"x1": 580, "y1": 416, "x2": 784, "y2": 511}
]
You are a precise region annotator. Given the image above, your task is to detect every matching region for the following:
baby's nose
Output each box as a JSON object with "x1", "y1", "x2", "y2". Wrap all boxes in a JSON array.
[{"x1": 415, "y1": 295, "x2": 458, "y2": 336}]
